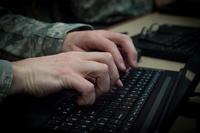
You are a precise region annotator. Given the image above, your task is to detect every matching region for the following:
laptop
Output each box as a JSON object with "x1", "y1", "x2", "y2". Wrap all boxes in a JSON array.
[{"x1": 0, "y1": 54, "x2": 199, "y2": 133}]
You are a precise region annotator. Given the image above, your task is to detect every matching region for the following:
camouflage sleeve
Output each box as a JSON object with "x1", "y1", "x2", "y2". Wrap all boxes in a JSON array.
[
  {"x1": 69, "y1": 0, "x2": 153, "y2": 24},
  {"x1": 0, "y1": 7, "x2": 93, "y2": 59},
  {"x1": 0, "y1": 60, "x2": 13, "y2": 103}
]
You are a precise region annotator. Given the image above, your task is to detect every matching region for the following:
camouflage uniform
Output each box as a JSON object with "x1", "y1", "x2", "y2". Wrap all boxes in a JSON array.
[
  {"x1": 0, "y1": 0, "x2": 153, "y2": 24},
  {"x1": 0, "y1": 0, "x2": 153, "y2": 103},
  {"x1": 69, "y1": 0, "x2": 153, "y2": 24},
  {"x1": 0, "y1": 7, "x2": 92, "y2": 103}
]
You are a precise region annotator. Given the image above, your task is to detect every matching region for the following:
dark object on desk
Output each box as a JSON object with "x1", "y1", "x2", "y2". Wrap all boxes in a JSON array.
[
  {"x1": 136, "y1": 48, "x2": 142, "y2": 62},
  {"x1": 131, "y1": 24, "x2": 200, "y2": 62},
  {"x1": 178, "y1": 53, "x2": 200, "y2": 133},
  {"x1": 1, "y1": 61, "x2": 199, "y2": 133},
  {"x1": 157, "y1": 0, "x2": 200, "y2": 18},
  {"x1": 181, "y1": 52, "x2": 200, "y2": 112}
]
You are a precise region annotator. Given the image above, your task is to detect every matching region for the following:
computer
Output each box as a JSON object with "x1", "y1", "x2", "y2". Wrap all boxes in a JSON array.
[{"x1": 0, "y1": 52, "x2": 199, "y2": 133}]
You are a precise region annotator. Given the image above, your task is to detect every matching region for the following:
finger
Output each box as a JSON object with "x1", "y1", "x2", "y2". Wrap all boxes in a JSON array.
[
  {"x1": 81, "y1": 36, "x2": 126, "y2": 71},
  {"x1": 81, "y1": 61, "x2": 111, "y2": 96},
  {"x1": 80, "y1": 52, "x2": 120, "y2": 86},
  {"x1": 101, "y1": 31, "x2": 138, "y2": 68},
  {"x1": 99, "y1": 38, "x2": 127, "y2": 71},
  {"x1": 63, "y1": 74, "x2": 96, "y2": 105},
  {"x1": 94, "y1": 64, "x2": 110, "y2": 96}
]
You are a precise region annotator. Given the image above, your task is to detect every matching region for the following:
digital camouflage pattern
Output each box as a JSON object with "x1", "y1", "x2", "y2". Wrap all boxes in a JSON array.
[
  {"x1": 0, "y1": 0, "x2": 153, "y2": 24},
  {"x1": 0, "y1": 0, "x2": 154, "y2": 102},
  {"x1": 0, "y1": 60, "x2": 13, "y2": 103},
  {"x1": 0, "y1": 7, "x2": 92, "y2": 103},
  {"x1": 0, "y1": 7, "x2": 92, "y2": 58},
  {"x1": 69, "y1": 0, "x2": 153, "y2": 23}
]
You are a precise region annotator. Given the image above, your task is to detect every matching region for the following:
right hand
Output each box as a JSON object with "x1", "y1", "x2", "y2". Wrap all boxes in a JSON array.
[
  {"x1": 63, "y1": 30, "x2": 138, "y2": 70},
  {"x1": 10, "y1": 52, "x2": 122, "y2": 105}
]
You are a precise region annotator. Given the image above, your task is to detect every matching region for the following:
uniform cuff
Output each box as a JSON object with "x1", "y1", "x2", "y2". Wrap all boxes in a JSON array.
[
  {"x1": 42, "y1": 23, "x2": 93, "y2": 55},
  {"x1": 0, "y1": 60, "x2": 13, "y2": 103}
]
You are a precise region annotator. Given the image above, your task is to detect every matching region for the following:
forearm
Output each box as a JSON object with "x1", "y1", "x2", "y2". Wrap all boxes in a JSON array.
[
  {"x1": 0, "y1": 59, "x2": 13, "y2": 103},
  {"x1": 0, "y1": 7, "x2": 93, "y2": 59}
]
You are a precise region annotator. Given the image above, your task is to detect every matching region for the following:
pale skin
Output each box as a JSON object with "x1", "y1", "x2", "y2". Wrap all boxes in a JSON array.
[{"x1": 10, "y1": 30, "x2": 137, "y2": 105}]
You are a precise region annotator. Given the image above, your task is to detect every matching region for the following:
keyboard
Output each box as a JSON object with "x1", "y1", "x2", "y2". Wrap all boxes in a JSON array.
[
  {"x1": 44, "y1": 68, "x2": 162, "y2": 132},
  {"x1": 131, "y1": 24, "x2": 200, "y2": 62}
]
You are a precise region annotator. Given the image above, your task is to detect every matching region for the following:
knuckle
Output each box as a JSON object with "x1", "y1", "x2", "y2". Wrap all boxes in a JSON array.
[
  {"x1": 88, "y1": 83, "x2": 95, "y2": 90},
  {"x1": 104, "y1": 52, "x2": 113, "y2": 60},
  {"x1": 109, "y1": 42, "x2": 117, "y2": 49},
  {"x1": 120, "y1": 34, "x2": 133, "y2": 44},
  {"x1": 101, "y1": 64, "x2": 109, "y2": 73},
  {"x1": 84, "y1": 84, "x2": 95, "y2": 94},
  {"x1": 98, "y1": 29, "x2": 106, "y2": 33},
  {"x1": 121, "y1": 34, "x2": 131, "y2": 40}
]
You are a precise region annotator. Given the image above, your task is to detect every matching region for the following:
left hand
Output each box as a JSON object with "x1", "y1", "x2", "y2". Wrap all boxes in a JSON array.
[
  {"x1": 10, "y1": 52, "x2": 122, "y2": 105},
  {"x1": 63, "y1": 30, "x2": 138, "y2": 71}
]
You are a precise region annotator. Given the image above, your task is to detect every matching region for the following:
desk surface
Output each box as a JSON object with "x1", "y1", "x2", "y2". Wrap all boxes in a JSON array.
[{"x1": 108, "y1": 13, "x2": 200, "y2": 71}]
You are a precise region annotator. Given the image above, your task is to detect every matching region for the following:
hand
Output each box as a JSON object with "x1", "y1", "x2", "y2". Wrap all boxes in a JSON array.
[
  {"x1": 10, "y1": 52, "x2": 122, "y2": 105},
  {"x1": 63, "y1": 30, "x2": 138, "y2": 71}
]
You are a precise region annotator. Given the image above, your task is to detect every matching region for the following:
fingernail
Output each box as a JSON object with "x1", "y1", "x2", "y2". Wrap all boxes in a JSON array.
[
  {"x1": 120, "y1": 62, "x2": 126, "y2": 70},
  {"x1": 133, "y1": 60, "x2": 138, "y2": 67},
  {"x1": 131, "y1": 59, "x2": 137, "y2": 68},
  {"x1": 117, "y1": 79, "x2": 123, "y2": 87}
]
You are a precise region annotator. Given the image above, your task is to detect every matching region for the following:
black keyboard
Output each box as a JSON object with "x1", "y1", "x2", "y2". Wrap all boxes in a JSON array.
[
  {"x1": 132, "y1": 24, "x2": 200, "y2": 62},
  {"x1": 44, "y1": 68, "x2": 161, "y2": 132}
]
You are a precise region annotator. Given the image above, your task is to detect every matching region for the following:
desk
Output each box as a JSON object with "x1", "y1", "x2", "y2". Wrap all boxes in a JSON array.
[
  {"x1": 108, "y1": 13, "x2": 200, "y2": 133},
  {"x1": 108, "y1": 12, "x2": 200, "y2": 85},
  {"x1": 108, "y1": 13, "x2": 200, "y2": 71}
]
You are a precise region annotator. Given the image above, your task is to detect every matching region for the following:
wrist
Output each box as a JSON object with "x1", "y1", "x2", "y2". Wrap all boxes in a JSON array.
[
  {"x1": 9, "y1": 62, "x2": 27, "y2": 95},
  {"x1": 62, "y1": 31, "x2": 74, "y2": 52}
]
